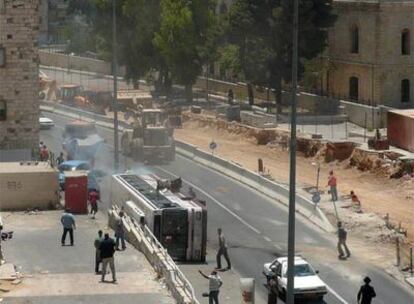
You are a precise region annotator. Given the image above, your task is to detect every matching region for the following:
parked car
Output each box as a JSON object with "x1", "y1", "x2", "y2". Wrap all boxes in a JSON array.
[
  {"x1": 39, "y1": 115, "x2": 54, "y2": 129},
  {"x1": 263, "y1": 256, "x2": 328, "y2": 302},
  {"x1": 58, "y1": 160, "x2": 100, "y2": 193}
]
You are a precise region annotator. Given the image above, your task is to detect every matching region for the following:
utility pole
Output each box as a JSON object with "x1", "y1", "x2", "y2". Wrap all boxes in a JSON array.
[
  {"x1": 112, "y1": 0, "x2": 119, "y2": 171},
  {"x1": 286, "y1": 0, "x2": 299, "y2": 302}
]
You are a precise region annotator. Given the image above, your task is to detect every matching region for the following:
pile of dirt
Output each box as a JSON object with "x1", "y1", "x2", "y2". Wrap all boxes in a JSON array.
[{"x1": 348, "y1": 148, "x2": 411, "y2": 178}]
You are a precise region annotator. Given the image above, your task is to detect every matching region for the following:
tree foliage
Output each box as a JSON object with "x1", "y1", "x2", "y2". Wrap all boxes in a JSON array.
[{"x1": 224, "y1": 0, "x2": 336, "y2": 109}]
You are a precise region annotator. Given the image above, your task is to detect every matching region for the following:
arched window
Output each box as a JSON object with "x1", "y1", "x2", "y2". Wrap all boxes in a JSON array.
[
  {"x1": 349, "y1": 77, "x2": 359, "y2": 100},
  {"x1": 401, "y1": 29, "x2": 410, "y2": 55},
  {"x1": 401, "y1": 79, "x2": 410, "y2": 103},
  {"x1": 350, "y1": 25, "x2": 359, "y2": 54}
]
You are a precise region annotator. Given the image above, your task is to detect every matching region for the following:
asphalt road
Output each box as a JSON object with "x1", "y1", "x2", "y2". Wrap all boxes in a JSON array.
[{"x1": 39, "y1": 111, "x2": 414, "y2": 304}]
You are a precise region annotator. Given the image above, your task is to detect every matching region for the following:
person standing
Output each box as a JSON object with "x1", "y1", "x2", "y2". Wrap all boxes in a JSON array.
[
  {"x1": 115, "y1": 210, "x2": 126, "y2": 251},
  {"x1": 227, "y1": 89, "x2": 234, "y2": 105},
  {"x1": 337, "y1": 221, "x2": 351, "y2": 259},
  {"x1": 216, "y1": 228, "x2": 231, "y2": 270},
  {"x1": 199, "y1": 270, "x2": 222, "y2": 304},
  {"x1": 357, "y1": 276, "x2": 376, "y2": 304},
  {"x1": 0, "y1": 215, "x2": 4, "y2": 264},
  {"x1": 61, "y1": 209, "x2": 76, "y2": 246},
  {"x1": 327, "y1": 170, "x2": 338, "y2": 202},
  {"x1": 94, "y1": 230, "x2": 103, "y2": 274},
  {"x1": 100, "y1": 233, "x2": 117, "y2": 283},
  {"x1": 267, "y1": 273, "x2": 279, "y2": 304},
  {"x1": 88, "y1": 189, "x2": 100, "y2": 219},
  {"x1": 40, "y1": 145, "x2": 50, "y2": 162},
  {"x1": 56, "y1": 152, "x2": 65, "y2": 165}
]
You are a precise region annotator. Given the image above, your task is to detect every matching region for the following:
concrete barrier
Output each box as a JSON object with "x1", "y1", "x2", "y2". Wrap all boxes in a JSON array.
[
  {"x1": 108, "y1": 207, "x2": 199, "y2": 304},
  {"x1": 40, "y1": 101, "x2": 334, "y2": 232}
]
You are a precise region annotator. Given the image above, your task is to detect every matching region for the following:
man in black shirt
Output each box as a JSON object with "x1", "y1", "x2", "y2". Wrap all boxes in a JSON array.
[
  {"x1": 357, "y1": 276, "x2": 376, "y2": 304},
  {"x1": 99, "y1": 233, "x2": 117, "y2": 283}
]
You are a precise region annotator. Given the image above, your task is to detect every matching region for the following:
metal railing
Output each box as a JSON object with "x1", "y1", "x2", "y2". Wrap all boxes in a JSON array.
[
  {"x1": 118, "y1": 208, "x2": 199, "y2": 304},
  {"x1": 140, "y1": 224, "x2": 199, "y2": 303}
]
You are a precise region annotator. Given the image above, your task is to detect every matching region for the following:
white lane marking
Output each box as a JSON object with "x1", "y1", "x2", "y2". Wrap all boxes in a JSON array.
[
  {"x1": 156, "y1": 166, "x2": 262, "y2": 235},
  {"x1": 263, "y1": 236, "x2": 272, "y2": 242},
  {"x1": 326, "y1": 284, "x2": 349, "y2": 304}
]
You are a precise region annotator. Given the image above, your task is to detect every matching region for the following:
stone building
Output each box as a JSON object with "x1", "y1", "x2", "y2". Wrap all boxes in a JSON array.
[
  {"x1": 325, "y1": 0, "x2": 414, "y2": 109},
  {"x1": 0, "y1": 0, "x2": 40, "y2": 160}
]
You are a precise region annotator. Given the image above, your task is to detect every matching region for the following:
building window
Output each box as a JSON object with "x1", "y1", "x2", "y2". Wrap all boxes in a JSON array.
[
  {"x1": 350, "y1": 25, "x2": 359, "y2": 54},
  {"x1": 0, "y1": 100, "x2": 6, "y2": 121},
  {"x1": 401, "y1": 79, "x2": 410, "y2": 103},
  {"x1": 0, "y1": 47, "x2": 5, "y2": 67},
  {"x1": 349, "y1": 76, "x2": 359, "y2": 100},
  {"x1": 402, "y1": 29, "x2": 410, "y2": 55}
]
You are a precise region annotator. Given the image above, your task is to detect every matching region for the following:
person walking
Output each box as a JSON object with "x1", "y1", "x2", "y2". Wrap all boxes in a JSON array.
[
  {"x1": 199, "y1": 270, "x2": 222, "y2": 304},
  {"x1": 327, "y1": 170, "x2": 338, "y2": 202},
  {"x1": 88, "y1": 189, "x2": 100, "y2": 219},
  {"x1": 56, "y1": 152, "x2": 65, "y2": 165},
  {"x1": 267, "y1": 273, "x2": 279, "y2": 304},
  {"x1": 100, "y1": 233, "x2": 117, "y2": 283},
  {"x1": 337, "y1": 221, "x2": 351, "y2": 259},
  {"x1": 115, "y1": 210, "x2": 126, "y2": 251},
  {"x1": 357, "y1": 276, "x2": 376, "y2": 304},
  {"x1": 94, "y1": 230, "x2": 103, "y2": 274},
  {"x1": 216, "y1": 228, "x2": 231, "y2": 270},
  {"x1": 61, "y1": 209, "x2": 76, "y2": 246}
]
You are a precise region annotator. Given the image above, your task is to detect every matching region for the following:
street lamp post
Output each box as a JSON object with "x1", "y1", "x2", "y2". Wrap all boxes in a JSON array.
[
  {"x1": 286, "y1": 0, "x2": 299, "y2": 302},
  {"x1": 112, "y1": 0, "x2": 120, "y2": 171}
]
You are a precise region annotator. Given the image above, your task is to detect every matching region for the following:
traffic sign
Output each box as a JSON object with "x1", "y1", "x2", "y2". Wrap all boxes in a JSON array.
[
  {"x1": 312, "y1": 192, "x2": 321, "y2": 204},
  {"x1": 209, "y1": 141, "x2": 217, "y2": 150}
]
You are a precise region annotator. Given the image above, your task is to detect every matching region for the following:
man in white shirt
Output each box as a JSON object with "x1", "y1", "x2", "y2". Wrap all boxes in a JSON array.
[{"x1": 199, "y1": 270, "x2": 223, "y2": 304}]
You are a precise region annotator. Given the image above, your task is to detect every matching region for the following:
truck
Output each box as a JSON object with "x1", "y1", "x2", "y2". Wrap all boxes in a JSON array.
[
  {"x1": 121, "y1": 108, "x2": 175, "y2": 163},
  {"x1": 62, "y1": 120, "x2": 105, "y2": 165}
]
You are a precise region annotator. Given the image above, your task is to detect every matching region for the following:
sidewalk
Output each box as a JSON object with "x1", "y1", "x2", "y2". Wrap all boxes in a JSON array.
[
  {"x1": 178, "y1": 248, "x2": 267, "y2": 304},
  {"x1": 1, "y1": 211, "x2": 174, "y2": 304}
]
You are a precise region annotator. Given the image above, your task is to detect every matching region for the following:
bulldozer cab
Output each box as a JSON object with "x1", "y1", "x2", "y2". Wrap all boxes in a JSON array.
[
  {"x1": 61, "y1": 85, "x2": 84, "y2": 102},
  {"x1": 142, "y1": 109, "x2": 168, "y2": 127}
]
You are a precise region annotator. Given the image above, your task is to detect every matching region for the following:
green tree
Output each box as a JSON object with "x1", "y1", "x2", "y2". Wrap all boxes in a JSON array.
[
  {"x1": 67, "y1": 0, "x2": 163, "y2": 88},
  {"x1": 226, "y1": 0, "x2": 336, "y2": 112},
  {"x1": 153, "y1": 0, "x2": 218, "y2": 102}
]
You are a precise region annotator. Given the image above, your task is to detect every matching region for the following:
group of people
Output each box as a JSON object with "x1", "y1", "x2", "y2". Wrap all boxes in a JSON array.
[
  {"x1": 39, "y1": 141, "x2": 67, "y2": 166},
  {"x1": 328, "y1": 170, "x2": 363, "y2": 212},
  {"x1": 60, "y1": 209, "x2": 127, "y2": 283}
]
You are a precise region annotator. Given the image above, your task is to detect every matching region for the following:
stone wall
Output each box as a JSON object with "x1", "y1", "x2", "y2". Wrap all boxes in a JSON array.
[
  {"x1": 39, "y1": 50, "x2": 127, "y2": 77},
  {"x1": 0, "y1": 0, "x2": 40, "y2": 154}
]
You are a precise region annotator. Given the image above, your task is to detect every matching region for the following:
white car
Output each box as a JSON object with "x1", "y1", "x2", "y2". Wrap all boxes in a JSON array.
[
  {"x1": 263, "y1": 256, "x2": 327, "y2": 301},
  {"x1": 39, "y1": 116, "x2": 54, "y2": 129}
]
